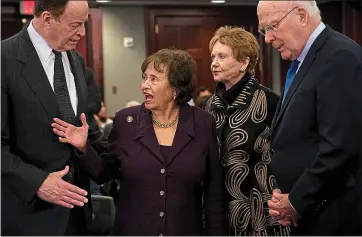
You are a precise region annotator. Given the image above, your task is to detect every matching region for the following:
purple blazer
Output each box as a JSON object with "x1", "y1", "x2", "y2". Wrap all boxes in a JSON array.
[{"x1": 77, "y1": 104, "x2": 226, "y2": 235}]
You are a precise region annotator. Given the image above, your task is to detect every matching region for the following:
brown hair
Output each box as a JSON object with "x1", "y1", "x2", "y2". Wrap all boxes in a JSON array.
[
  {"x1": 141, "y1": 48, "x2": 196, "y2": 104},
  {"x1": 209, "y1": 26, "x2": 260, "y2": 76},
  {"x1": 33, "y1": 0, "x2": 69, "y2": 18}
]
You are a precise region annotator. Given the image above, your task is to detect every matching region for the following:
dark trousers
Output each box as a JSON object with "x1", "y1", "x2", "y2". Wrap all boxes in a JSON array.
[{"x1": 64, "y1": 206, "x2": 88, "y2": 235}]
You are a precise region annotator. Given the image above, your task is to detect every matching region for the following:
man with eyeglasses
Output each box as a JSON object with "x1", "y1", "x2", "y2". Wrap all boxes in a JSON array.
[{"x1": 257, "y1": 0, "x2": 362, "y2": 235}]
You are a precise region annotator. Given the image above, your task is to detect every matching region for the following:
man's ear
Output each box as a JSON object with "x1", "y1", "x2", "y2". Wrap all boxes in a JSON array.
[
  {"x1": 298, "y1": 7, "x2": 308, "y2": 28},
  {"x1": 40, "y1": 11, "x2": 52, "y2": 26}
]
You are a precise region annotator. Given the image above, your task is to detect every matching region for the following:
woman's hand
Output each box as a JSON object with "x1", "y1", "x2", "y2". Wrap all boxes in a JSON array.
[{"x1": 52, "y1": 113, "x2": 89, "y2": 152}]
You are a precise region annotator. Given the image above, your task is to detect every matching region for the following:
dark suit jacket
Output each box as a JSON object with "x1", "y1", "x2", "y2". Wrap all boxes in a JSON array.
[
  {"x1": 85, "y1": 67, "x2": 101, "y2": 131},
  {"x1": 1, "y1": 26, "x2": 97, "y2": 235},
  {"x1": 76, "y1": 104, "x2": 226, "y2": 235},
  {"x1": 270, "y1": 25, "x2": 362, "y2": 235},
  {"x1": 85, "y1": 67, "x2": 101, "y2": 115}
]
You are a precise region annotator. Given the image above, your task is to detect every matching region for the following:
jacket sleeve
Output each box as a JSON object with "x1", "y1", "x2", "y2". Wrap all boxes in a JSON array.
[
  {"x1": 265, "y1": 89, "x2": 280, "y2": 127},
  {"x1": 85, "y1": 67, "x2": 101, "y2": 115},
  {"x1": 204, "y1": 116, "x2": 227, "y2": 235},
  {"x1": 289, "y1": 49, "x2": 362, "y2": 216},
  {"x1": 265, "y1": 88, "x2": 281, "y2": 190},
  {"x1": 1, "y1": 52, "x2": 48, "y2": 204},
  {"x1": 76, "y1": 112, "x2": 121, "y2": 184}
]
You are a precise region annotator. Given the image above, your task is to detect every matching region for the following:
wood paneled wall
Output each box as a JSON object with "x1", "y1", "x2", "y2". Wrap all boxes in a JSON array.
[{"x1": 85, "y1": 8, "x2": 104, "y2": 97}]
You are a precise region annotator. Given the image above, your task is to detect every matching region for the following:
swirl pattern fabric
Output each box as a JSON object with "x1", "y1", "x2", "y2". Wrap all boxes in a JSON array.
[{"x1": 207, "y1": 78, "x2": 290, "y2": 236}]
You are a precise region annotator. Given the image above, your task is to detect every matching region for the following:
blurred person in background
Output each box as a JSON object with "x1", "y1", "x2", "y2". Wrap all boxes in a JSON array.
[
  {"x1": 205, "y1": 26, "x2": 289, "y2": 236},
  {"x1": 195, "y1": 94, "x2": 212, "y2": 109},
  {"x1": 94, "y1": 101, "x2": 113, "y2": 132},
  {"x1": 51, "y1": 48, "x2": 226, "y2": 235},
  {"x1": 194, "y1": 86, "x2": 213, "y2": 109},
  {"x1": 197, "y1": 86, "x2": 213, "y2": 98}
]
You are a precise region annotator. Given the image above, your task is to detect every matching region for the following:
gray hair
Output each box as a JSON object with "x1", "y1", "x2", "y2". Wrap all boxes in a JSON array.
[{"x1": 292, "y1": 1, "x2": 322, "y2": 21}]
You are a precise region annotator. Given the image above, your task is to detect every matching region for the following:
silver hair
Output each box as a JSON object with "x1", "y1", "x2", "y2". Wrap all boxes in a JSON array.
[{"x1": 293, "y1": 1, "x2": 322, "y2": 21}]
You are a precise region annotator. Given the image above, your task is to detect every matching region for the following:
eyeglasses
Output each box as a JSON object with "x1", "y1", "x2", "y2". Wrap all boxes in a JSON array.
[{"x1": 258, "y1": 6, "x2": 299, "y2": 36}]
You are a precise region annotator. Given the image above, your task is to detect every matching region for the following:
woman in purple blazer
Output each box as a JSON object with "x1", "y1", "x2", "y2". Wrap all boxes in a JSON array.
[{"x1": 52, "y1": 48, "x2": 226, "y2": 236}]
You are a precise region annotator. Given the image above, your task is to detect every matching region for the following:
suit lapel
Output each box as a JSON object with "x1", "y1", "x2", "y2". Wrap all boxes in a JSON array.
[
  {"x1": 135, "y1": 104, "x2": 195, "y2": 166},
  {"x1": 274, "y1": 56, "x2": 315, "y2": 124},
  {"x1": 135, "y1": 106, "x2": 164, "y2": 163},
  {"x1": 272, "y1": 26, "x2": 332, "y2": 135},
  {"x1": 16, "y1": 26, "x2": 88, "y2": 124},
  {"x1": 17, "y1": 26, "x2": 61, "y2": 121},
  {"x1": 166, "y1": 104, "x2": 194, "y2": 166},
  {"x1": 67, "y1": 51, "x2": 87, "y2": 126}
]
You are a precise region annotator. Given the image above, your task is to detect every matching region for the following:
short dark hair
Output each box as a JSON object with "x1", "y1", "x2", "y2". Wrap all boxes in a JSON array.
[
  {"x1": 33, "y1": 0, "x2": 69, "y2": 18},
  {"x1": 141, "y1": 48, "x2": 196, "y2": 105},
  {"x1": 197, "y1": 86, "x2": 209, "y2": 94},
  {"x1": 195, "y1": 94, "x2": 212, "y2": 109}
]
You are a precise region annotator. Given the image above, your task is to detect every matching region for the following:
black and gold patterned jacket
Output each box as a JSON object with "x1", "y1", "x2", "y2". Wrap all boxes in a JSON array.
[{"x1": 205, "y1": 75, "x2": 290, "y2": 236}]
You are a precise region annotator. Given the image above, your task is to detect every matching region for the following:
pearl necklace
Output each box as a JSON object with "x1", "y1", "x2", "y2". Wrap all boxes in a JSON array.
[{"x1": 152, "y1": 113, "x2": 179, "y2": 128}]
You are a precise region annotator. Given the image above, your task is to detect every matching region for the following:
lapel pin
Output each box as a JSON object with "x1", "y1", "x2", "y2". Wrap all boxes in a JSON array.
[{"x1": 126, "y1": 116, "x2": 133, "y2": 123}]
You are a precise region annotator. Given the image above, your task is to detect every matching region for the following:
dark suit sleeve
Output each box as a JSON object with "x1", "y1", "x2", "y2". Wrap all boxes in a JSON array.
[
  {"x1": 76, "y1": 113, "x2": 121, "y2": 184},
  {"x1": 289, "y1": 49, "x2": 362, "y2": 215},
  {"x1": 1, "y1": 54, "x2": 48, "y2": 203},
  {"x1": 264, "y1": 87, "x2": 280, "y2": 190},
  {"x1": 204, "y1": 116, "x2": 226, "y2": 235},
  {"x1": 85, "y1": 68, "x2": 101, "y2": 115},
  {"x1": 265, "y1": 90, "x2": 280, "y2": 127}
]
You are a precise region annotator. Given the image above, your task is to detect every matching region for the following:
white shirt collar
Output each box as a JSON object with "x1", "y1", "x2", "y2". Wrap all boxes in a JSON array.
[
  {"x1": 297, "y1": 22, "x2": 326, "y2": 64},
  {"x1": 27, "y1": 20, "x2": 54, "y2": 61}
]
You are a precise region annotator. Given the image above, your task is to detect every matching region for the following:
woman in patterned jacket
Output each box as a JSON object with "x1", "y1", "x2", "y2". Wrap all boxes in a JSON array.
[{"x1": 205, "y1": 26, "x2": 290, "y2": 236}]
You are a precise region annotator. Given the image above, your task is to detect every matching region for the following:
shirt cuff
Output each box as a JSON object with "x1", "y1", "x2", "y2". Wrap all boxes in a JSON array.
[
  {"x1": 272, "y1": 180, "x2": 279, "y2": 190},
  {"x1": 288, "y1": 196, "x2": 297, "y2": 212},
  {"x1": 74, "y1": 145, "x2": 87, "y2": 157}
]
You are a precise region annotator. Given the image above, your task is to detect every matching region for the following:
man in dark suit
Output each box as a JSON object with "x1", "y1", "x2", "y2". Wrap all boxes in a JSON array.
[
  {"x1": 257, "y1": 0, "x2": 362, "y2": 235},
  {"x1": 1, "y1": 0, "x2": 100, "y2": 235}
]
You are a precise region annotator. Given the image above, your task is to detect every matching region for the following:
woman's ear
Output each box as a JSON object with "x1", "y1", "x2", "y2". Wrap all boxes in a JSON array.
[
  {"x1": 240, "y1": 57, "x2": 250, "y2": 72},
  {"x1": 244, "y1": 57, "x2": 250, "y2": 68}
]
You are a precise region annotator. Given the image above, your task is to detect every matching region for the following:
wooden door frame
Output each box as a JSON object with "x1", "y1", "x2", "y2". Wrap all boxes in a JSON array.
[
  {"x1": 144, "y1": 7, "x2": 274, "y2": 89},
  {"x1": 145, "y1": 7, "x2": 222, "y2": 56}
]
